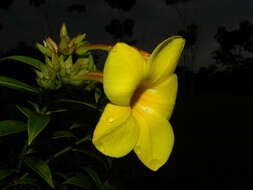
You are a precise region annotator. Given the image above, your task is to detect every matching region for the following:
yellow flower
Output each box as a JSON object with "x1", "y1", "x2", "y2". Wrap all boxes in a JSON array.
[{"x1": 92, "y1": 36, "x2": 185, "y2": 171}]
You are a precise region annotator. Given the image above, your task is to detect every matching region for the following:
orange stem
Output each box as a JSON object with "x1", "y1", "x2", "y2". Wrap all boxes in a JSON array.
[
  {"x1": 78, "y1": 44, "x2": 113, "y2": 52},
  {"x1": 80, "y1": 44, "x2": 150, "y2": 58},
  {"x1": 73, "y1": 71, "x2": 103, "y2": 83}
]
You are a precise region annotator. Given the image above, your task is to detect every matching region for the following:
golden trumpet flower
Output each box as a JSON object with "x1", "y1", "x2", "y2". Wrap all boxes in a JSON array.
[{"x1": 92, "y1": 36, "x2": 185, "y2": 171}]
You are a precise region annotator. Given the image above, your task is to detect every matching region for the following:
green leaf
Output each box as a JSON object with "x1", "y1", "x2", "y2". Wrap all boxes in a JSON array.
[
  {"x1": 0, "y1": 55, "x2": 44, "y2": 70},
  {"x1": 24, "y1": 157, "x2": 54, "y2": 188},
  {"x1": 52, "y1": 130, "x2": 76, "y2": 139},
  {"x1": 69, "y1": 122, "x2": 81, "y2": 130},
  {"x1": 46, "y1": 109, "x2": 68, "y2": 115},
  {"x1": 0, "y1": 75, "x2": 41, "y2": 94},
  {"x1": 28, "y1": 113, "x2": 50, "y2": 145},
  {"x1": 55, "y1": 172, "x2": 70, "y2": 180},
  {"x1": 0, "y1": 169, "x2": 15, "y2": 180},
  {"x1": 16, "y1": 105, "x2": 32, "y2": 117},
  {"x1": 82, "y1": 167, "x2": 102, "y2": 189},
  {"x1": 58, "y1": 99, "x2": 102, "y2": 112},
  {"x1": 63, "y1": 174, "x2": 91, "y2": 190},
  {"x1": 0, "y1": 120, "x2": 27, "y2": 136}
]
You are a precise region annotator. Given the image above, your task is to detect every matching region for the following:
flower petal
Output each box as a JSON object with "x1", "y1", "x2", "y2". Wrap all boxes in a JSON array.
[
  {"x1": 92, "y1": 103, "x2": 139, "y2": 158},
  {"x1": 132, "y1": 74, "x2": 178, "y2": 120},
  {"x1": 103, "y1": 43, "x2": 148, "y2": 106},
  {"x1": 147, "y1": 36, "x2": 185, "y2": 84},
  {"x1": 132, "y1": 108, "x2": 174, "y2": 171}
]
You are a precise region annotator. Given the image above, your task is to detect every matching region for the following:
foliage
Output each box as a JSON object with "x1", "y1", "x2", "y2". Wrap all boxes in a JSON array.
[{"x1": 0, "y1": 24, "x2": 121, "y2": 190}]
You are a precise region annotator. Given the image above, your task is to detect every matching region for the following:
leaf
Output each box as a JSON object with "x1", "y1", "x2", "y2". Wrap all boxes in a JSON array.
[
  {"x1": 55, "y1": 172, "x2": 70, "y2": 180},
  {"x1": 69, "y1": 122, "x2": 81, "y2": 130},
  {"x1": 24, "y1": 157, "x2": 54, "y2": 188},
  {"x1": 51, "y1": 130, "x2": 76, "y2": 139},
  {"x1": 28, "y1": 112, "x2": 50, "y2": 145},
  {"x1": 82, "y1": 167, "x2": 102, "y2": 189},
  {"x1": 0, "y1": 55, "x2": 44, "y2": 70},
  {"x1": 0, "y1": 120, "x2": 27, "y2": 136},
  {"x1": 0, "y1": 169, "x2": 15, "y2": 180},
  {"x1": 46, "y1": 109, "x2": 68, "y2": 115},
  {"x1": 16, "y1": 105, "x2": 32, "y2": 117},
  {"x1": 58, "y1": 99, "x2": 102, "y2": 112},
  {"x1": 0, "y1": 75, "x2": 41, "y2": 94},
  {"x1": 63, "y1": 174, "x2": 91, "y2": 190}
]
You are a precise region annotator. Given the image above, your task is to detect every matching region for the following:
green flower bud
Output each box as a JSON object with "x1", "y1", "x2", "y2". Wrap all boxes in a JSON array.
[
  {"x1": 60, "y1": 23, "x2": 69, "y2": 39},
  {"x1": 36, "y1": 43, "x2": 52, "y2": 57},
  {"x1": 45, "y1": 38, "x2": 58, "y2": 53},
  {"x1": 45, "y1": 56, "x2": 53, "y2": 68},
  {"x1": 65, "y1": 56, "x2": 73, "y2": 74},
  {"x1": 88, "y1": 54, "x2": 96, "y2": 71},
  {"x1": 52, "y1": 53, "x2": 60, "y2": 71},
  {"x1": 69, "y1": 34, "x2": 86, "y2": 47},
  {"x1": 34, "y1": 69, "x2": 43, "y2": 79},
  {"x1": 75, "y1": 46, "x2": 89, "y2": 55}
]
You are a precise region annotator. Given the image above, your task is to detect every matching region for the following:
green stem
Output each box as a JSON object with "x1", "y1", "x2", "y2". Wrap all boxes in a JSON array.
[
  {"x1": 46, "y1": 134, "x2": 91, "y2": 163},
  {"x1": 16, "y1": 140, "x2": 28, "y2": 173},
  {"x1": 75, "y1": 134, "x2": 91, "y2": 145},
  {"x1": 58, "y1": 99, "x2": 103, "y2": 112}
]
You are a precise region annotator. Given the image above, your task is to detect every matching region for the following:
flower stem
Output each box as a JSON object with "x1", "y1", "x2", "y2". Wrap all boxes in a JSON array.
[
  {"x1": 73, "y1": 71, "x2": 103, "y2": 83},
  {"x1": 80, "y1": 44, "x2": 150, "y2": 58},
  {"x1": 79, "y1": 44, "x2": 113, "y2": 52}
]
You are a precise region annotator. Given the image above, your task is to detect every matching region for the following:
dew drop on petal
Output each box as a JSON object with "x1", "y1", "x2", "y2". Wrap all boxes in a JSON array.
[
  {"x1": 149, "y1": 88, "x2": 157, "y2": 93},
  {"x1": 108, "y1": 118, "x2": 114, "y2": 123},
  {"x1": 140, "y1": 106, "x2": 153, "y2": 114}
]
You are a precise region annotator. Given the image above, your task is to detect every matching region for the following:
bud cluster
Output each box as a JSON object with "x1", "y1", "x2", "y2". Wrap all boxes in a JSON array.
[{"x1": 35, "y1": 24, "x2": 96, "y2": 89}]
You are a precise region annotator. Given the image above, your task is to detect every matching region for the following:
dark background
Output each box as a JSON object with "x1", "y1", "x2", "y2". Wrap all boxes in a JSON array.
[{"x1": 1, "y1": 0, "x2": 253, "y2": 189}]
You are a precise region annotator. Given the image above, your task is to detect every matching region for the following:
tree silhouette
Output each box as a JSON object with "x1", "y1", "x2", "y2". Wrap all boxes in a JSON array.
[
  {"x1": 212, "y1": 20, "x2": 253, "y2": 69},
  {"x1": 105, "y1": 18, "x2": 136, "y2": 44}
]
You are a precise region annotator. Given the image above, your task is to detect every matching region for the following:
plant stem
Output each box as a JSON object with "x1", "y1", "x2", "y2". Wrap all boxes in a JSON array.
[
  {"x1": 79, "y1": 44, "x2": 113, "y2": 52},
  {"x1": 79, "y1": 44, "x2": 150, "y2": 58},
  {"x1": 73, "y1": 71, "x2": 103, "y2": 83},
  {"x1": 16, "y1": 140, "x2": 28, "y2": 173},
  {"x1": 46, "y1": 134, "x2": 91, "y2": 163}
]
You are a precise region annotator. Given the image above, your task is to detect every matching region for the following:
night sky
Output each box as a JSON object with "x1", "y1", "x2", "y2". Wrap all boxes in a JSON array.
[
  {"x1": 1, "y1": 0, "x2": 253, "y2": 70},
  {"x1": 1, "y1": 0, "x2": 253, "y2": 189}
]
